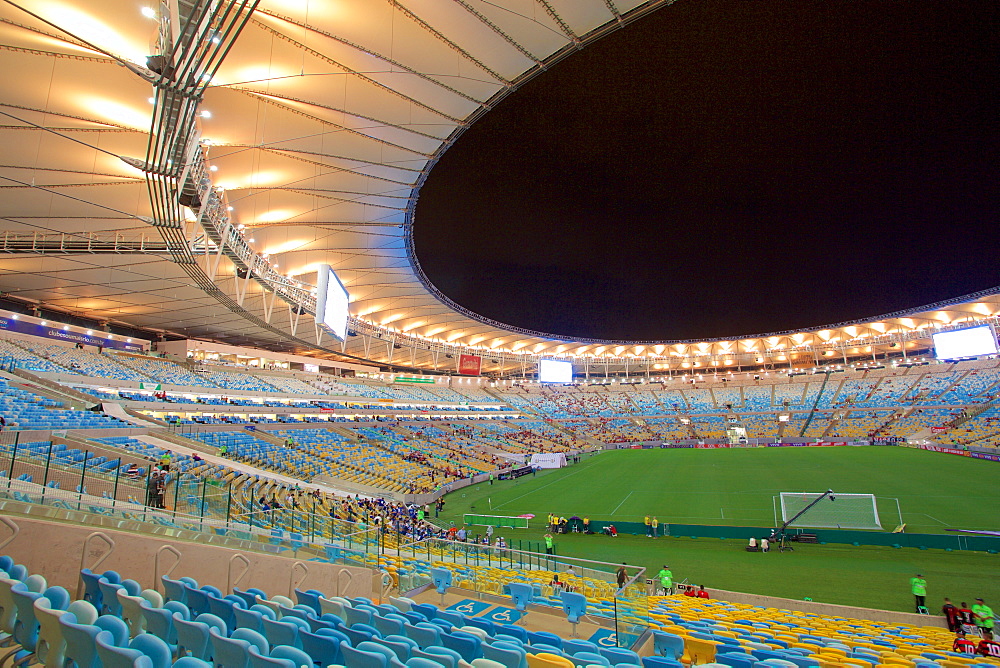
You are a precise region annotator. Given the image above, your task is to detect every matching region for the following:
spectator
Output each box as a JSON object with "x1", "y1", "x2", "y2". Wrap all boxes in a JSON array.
[
  {"x1": 761, "y1": 536, "x2": 770, "y2": 552},
  {"x1": 696, "y1": 585, "x2": 710, "y2": 599},
  {"x1": 910, "y1": 574, "x2": 927, "y2": 613},
  {"x1": 544, "y1": 533, "x2": 554, "y2": 555},
  {"x1": 657, "y1": 565, "x2": 673, "y2": 595},
  {"x1": 943, "y1": 598, "x2": 961, "y2": 632},
  {"x1": 616, "y1": 563, "x2": 628, "y2": 588},
  {"x1": 954, "y1": 630, "x2": 978, "y2": 655},
  {"x1": 979, "y1": 629, "x2": 1000, "y2": 659},
  {"x1": 973, "y1": 598, "x2": 995, "y2": 637},
  {"x1": 958, "y1": 602, "x2": 977, "y2": 634}
]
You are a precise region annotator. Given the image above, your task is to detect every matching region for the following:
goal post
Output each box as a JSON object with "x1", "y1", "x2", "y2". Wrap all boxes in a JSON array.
[
  {"x1": 777, "y1": 492, "x2": 885, "y2": 530},
  {"x1": 463, "y1": 514, "x2": 529, "y2": 529}
]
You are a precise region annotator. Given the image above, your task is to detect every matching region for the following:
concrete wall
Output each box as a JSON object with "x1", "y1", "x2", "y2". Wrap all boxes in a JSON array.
[{"x1": 0, "y1": 513, "x2": 375, "y2": 600}]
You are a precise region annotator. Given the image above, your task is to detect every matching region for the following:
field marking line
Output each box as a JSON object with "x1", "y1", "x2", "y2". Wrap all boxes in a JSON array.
[
  {"x1": 920, "y1": 513, "x2": 949, "y2": 526},
  {"x1": 490, "y1": 463, "x2": 593, "y2": 510},
  {"x1": 720, "y1": 508, "x2": 725, "y2": 519},
  {"x1": 611, "y1": 491, "x2": 634, "y2": 515}
]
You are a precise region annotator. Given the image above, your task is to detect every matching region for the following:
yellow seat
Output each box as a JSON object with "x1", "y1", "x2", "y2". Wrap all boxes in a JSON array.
[
  {"x1": 526, "y1": 653, "x2": 574, "y2": 668},
  {"x1": 809, "y1": 655, "x2": 845, "y2": 668},
  {"x1": 682, "y1": 637, "x2": 719, "y2": 665}
]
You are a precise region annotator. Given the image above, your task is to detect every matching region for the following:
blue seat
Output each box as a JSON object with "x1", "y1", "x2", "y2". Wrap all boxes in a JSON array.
[
  {"x1": 300, "y1": 629, "x2": 342, "y2": 667},
  {"x1": 358, "y1": 640, "x2": 405, "y2": 666},
  {"x1": 528, "y1": 631, "x2": 563, "y2": 649},
  {"x1": 97, "y1": 579, "x2": 124, "y2": 616},
  {"x1": 405, "y1": 659, "x2": 441, "y2": 668},
  {"x1": 414, "y1": 646, "x2": 462, "y2": 668},
  {"x1": 374, "y1": 614, "x2": 405, "y2": 638},
  {"x1": 403, "y1": 622, "x2": 440, "y2": 649},
  {"x1": 442, "y1": 630, "x2": 480, "y2": 661},
  {"x1": 209, "y1": 596, "x2": 244, "y2": 630},
  {"x1": 210, "y1": 626, "x2": 253, "y2": 668},
  {"x1": 162, "y1": 576, "x2": 188, "y2": 605},
  {"x1": 572, "y1": 653, "x2": 610, "y2": 668},
  {"x1": 94, "y1": 630, "x2": 152, "y2": 668},
  {"x1": 346, "y1": 606, "x2": 374, "y2": 627},
  {"x1": 508, "y1": 584, "x2": 533, "y2": 613},
  {"x1": 430, "y1": 568, "x2": 452, "y2": 604},
  {"x1": 341, "y1": 641, "x2": 391, "y2": 668},
  {"x1": 60, "y1": 618, "x2": 103, "y2": 668},
  {"x1": 80, "y1": 570, "x2": 118, "y2": 609},
  {"x1": 233, "y1": 588, "x2": 268, "y2": 609},
  {"x1": 599, "y1": 648, "x2": 640, "y2": 666},
  {"x1": 498, "y1": 625, "x2": 528, "y2": 643},
  {"x1": 232, "y1": 628, "x2": 270, "y2": 654},
  {"x1": 483, "y1": 641, "x2": 528, "y2": 668},
  {"x1": 380, "y1": 636, "x2": 416, "y2": 662},
  {"x1": 262, "y1": 618, "x2": 302, "y2": 649},
  {"x1": 560, "y1": 592, "x2": 588, "y2": 636},
  {"x1": 653, "y1": 631, "x2": 684, "y2": 661},
  {"x1": 174, "y1": 614, "x2": 224, "y2": 661},
  {"x1": 248, "y1": 646, "x2": 294, "y2": 668},
  {"x1": 466, "y1": 618, "x2": 496, "y2": 637},
  {"x1": 411, "y1": 604, "x2": 437, "y2": 621},
  {"x1": 641, "y1": 658, "x2": 683, "y2": 668},
  {"x1": 270, "y1": 646, "x2": 315, "y2": 668},
  {"x1": 715, "y1": 652, "x2": 758, "y2": 668},
  {"x1": 436, "y1": 610, "x2": 465, "y2": 629},
  {"x1": 341, "y1": 624, "x2": 376, "y2": 646},
  {"x1": 234, "y1": 607, "x2": 266, "y2": 633},
  {"x1": 185, "y1": 586, "x2": 214, "y2": 617},
  {"x1": 563, "y1": 640, "x2": 599, "y2": 657},
  {"x1": 294, "y1": 589, "x2": 323, "y2": 616},
  {"x1": 130, "y1": 633, "x2": 173, "y2": 668}
]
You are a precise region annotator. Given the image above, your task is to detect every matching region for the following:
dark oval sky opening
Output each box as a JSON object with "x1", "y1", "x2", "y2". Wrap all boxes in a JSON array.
[{"x1": 413, "y1": 1, "x2": 999, "y2": 342}]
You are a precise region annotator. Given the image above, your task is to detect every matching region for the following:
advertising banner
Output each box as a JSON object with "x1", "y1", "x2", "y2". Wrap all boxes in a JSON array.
[
  {"x1": 457, "y1": 354, "x2": 481, "y2": 375},
  {"x1": 0, "y1": 316, "x2": 144, "y2": 352}
]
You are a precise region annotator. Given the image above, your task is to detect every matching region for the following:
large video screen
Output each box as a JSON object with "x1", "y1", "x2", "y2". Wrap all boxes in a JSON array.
[
  {"x1": 933, "y1": 325, "x2": 998, "y2": 360},
  {"x1": 315, "y1": 264, "x2": 350, "y2": 341},
  {"x1": 539, "y1": 358, "x2": 573, "y2": 383}
]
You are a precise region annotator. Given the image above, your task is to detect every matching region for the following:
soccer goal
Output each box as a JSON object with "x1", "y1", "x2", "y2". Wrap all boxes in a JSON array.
[
  {"x1": 463, "y1": 514, "x2": 529, "y2": 529},
  {"x1": 775, "y1": 492, "x2": 893, "y2": 530}
]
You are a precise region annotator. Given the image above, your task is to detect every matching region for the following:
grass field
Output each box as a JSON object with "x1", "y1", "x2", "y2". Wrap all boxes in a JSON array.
[{"x1": 438, "y1": 447, "x2": 1000, "y2": 612}]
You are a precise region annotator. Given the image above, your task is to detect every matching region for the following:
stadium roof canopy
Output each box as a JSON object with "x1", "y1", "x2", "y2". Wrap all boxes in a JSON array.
[{"x1": 0, "y1": 0, "x2": 997, "y2": 375}]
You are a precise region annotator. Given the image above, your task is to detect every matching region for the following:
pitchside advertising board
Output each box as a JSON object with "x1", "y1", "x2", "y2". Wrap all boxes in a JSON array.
[
  {"x1": 457, "y1": 353, "x2": 481, "y2": 375},
  {"x1": 0, "y1": 316, "x2": 144, "y2": 352}
]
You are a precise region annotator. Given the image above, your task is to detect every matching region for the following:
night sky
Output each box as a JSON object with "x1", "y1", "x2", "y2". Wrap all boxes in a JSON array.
[{"x1": 414, "y1": 1, "x2": 999, "y2": 342}]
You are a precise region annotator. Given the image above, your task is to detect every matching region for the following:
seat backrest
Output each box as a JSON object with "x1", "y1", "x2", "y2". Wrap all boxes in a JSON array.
[
  {"x1": 130, "y1": 632, "x2": 173, "y2": 668},
  {"x1": 652, "y1": 632, "x2": 685, "y2": 660},
  {"x1": 94, "y1": 629, "x2": 154, "y2": 668},
  {"x1": 341, "y1": 641, "x2": 389, "y2": 668}
]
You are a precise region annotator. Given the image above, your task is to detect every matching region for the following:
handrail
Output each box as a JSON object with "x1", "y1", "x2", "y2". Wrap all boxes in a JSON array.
[
  {"x1": 288, "y1": 561, "x2": 308, "y2": 598},
  {"x1": 0, "y1": 516, "x2": 18, "y2": 552},
  {"x1": 76, "y1": 531, "x2": 115, "y2": 599},
  {"x1": 154, "y1": 544, "x2": 182, "y2": 593},
  {"x1": 335, "y1": 568, "x2": 353, "y2": 597},
  {"x1": 228, "y1": 553, "x2": 250, "y2": 591}
]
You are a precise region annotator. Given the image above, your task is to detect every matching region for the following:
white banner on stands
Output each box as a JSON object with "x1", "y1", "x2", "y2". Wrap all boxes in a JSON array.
[{"x1": 529, "y1": 453, "x2": 567, "y2": 469}]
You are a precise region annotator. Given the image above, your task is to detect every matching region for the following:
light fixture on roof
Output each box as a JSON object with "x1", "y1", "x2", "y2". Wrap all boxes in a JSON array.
[
  {"x1": 140, "y1": 6, "x2": 156, "y2": 18},
  {"x1": 209, "y1": 165, "x2": 218, "y2": 172}
]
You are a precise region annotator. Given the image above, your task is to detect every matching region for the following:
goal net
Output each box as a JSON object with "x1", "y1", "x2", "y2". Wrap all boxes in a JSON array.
[
  {"x1": 778, "y1": 492, "x2": 882, "y2": 530},
  {"x1": 463, "y1": 514, "x2": 529, "y2": 529}
]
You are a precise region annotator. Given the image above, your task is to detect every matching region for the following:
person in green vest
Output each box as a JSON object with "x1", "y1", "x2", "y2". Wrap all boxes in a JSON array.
[
  {"x1": 417, "y1": 507, "x2": 424, "y2": 521},
  {"x1": 657, "y1": 565, "x2": 673, "y2": 595},
  {"x1": 972, "y1": 598, "x2": 995, "y2": 636},
  {"x1": 489, "y1": 473, "x2": 494, "y2": 485},
  {"x1": 544, "y1": 533, "x2": 554, "y2": 555},
  {"x1": 910, "y1": 573, "x2": 927, "y2": 613}
]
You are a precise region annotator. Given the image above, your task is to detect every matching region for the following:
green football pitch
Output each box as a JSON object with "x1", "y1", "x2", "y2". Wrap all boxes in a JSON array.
[{"x1": 439, "y1": 447, "x2": 1000, "y2": 611}]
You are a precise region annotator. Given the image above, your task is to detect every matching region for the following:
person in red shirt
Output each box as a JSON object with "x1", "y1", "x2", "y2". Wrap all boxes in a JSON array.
[
  {"x1": 943, "y1": 598, "x2": 961, "y2": 632},
  {"x1": 958, "y1": 602, "x2": 978, "y2": 634},
  {"x1": 696, "y1": 586, "x2": 710, "y2": 599},
  {"x1": 953, "y1": 630, "x2": 978, "y2": 655},
  {"x1": 683, "y1": 586, "x2": 697, "y2": 597},
  {"x1": 979, "y1": 630, "x2": 1000, "y2": 659}
]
